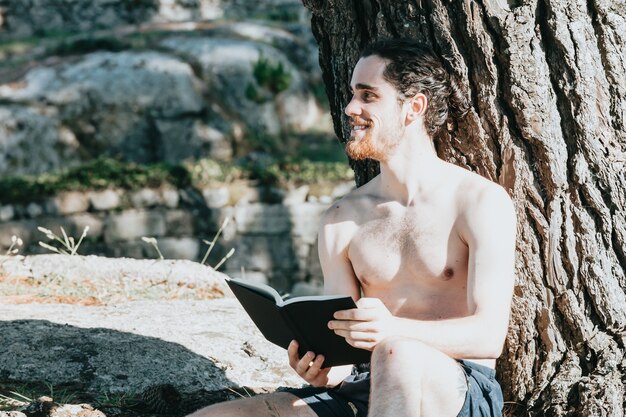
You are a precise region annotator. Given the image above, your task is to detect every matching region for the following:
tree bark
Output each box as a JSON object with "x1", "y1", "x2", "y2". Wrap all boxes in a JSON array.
[{"x1": 302, "y1": 0, "x2": 626, "y2": 415}]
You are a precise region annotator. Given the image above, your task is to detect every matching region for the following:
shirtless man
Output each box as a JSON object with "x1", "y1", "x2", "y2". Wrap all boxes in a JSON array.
[{"x1": 188, "y1": 38, "x2": 517, "y2": 417}]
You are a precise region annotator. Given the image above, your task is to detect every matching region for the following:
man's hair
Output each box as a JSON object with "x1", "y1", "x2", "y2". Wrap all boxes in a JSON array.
[{"x1": 360, "y1": 38, "x2": 470, "y2": 137}]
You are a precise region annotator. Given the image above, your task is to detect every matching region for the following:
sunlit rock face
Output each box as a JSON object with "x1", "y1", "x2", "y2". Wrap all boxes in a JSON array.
[
  {"x1": 0, "y1": 0, "x2": 306, "y2": 38},
  {"x1": 0, "y1": 13, "x2": 330, "y2": 176}
]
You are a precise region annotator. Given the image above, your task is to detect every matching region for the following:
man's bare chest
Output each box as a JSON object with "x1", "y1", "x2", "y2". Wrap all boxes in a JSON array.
[{"x1": 347, "y1": 207, "x2": 469, "y2": 286}]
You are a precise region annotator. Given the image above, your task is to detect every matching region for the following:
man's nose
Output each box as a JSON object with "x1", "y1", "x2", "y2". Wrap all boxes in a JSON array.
[{"x1": 344, "y1": 96, "x2": 360, "y2": 117}]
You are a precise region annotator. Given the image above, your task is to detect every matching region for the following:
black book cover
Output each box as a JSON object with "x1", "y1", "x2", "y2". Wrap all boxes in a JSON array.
[{"x1": 226, "y1": 278, "x2": 371, "y2": 367}]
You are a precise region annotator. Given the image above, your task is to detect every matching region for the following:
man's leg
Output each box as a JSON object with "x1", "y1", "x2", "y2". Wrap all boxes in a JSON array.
[
  {"x1": 187, "y1": 392, "x2": 319, "y2": 417},
  {"x1": 368, "y1": 337, "x2": 468, "y2": 417}
]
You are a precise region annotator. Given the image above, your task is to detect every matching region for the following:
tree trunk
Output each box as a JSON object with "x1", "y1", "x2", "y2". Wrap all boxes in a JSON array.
[{"x1": 302, "y1": 0, "x2": 626, "y2": 415}]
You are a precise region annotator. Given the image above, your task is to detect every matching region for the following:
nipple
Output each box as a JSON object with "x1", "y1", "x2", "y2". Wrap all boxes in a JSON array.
[{"x1": 443, "y1": 267, "x2": 454, "y2": 280}]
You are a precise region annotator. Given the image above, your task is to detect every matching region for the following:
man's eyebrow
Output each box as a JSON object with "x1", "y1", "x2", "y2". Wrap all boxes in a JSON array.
[{"x1": 351, "y1": 83, "x2": 379, "y2": 92}]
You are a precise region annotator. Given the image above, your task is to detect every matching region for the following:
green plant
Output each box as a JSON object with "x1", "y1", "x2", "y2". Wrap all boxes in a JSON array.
[
  {"x1": 52, "y1": 36, "x2": 128, "y2": 56},
  {"x1": 38, "y1": 226, "x2": 89, "y2": 255},
  {"x1": 0, "y1": 388, "x2": 31, "y2": 411},
  {"x1": 0, "y1": 157, "x2": 191, "y2": 204},
  {"x1": 245, "y1": 83, "x2": 267, "y2": 103},
  {"x1": 95, "y1": 391, "x2": 140, "y2": 409},
  {"x1": 252, "y1": 55, "x2": 292, "y2": 94}
]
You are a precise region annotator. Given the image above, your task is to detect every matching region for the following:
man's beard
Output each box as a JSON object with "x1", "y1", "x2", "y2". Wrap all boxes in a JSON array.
[{"x1": 345, "y1": 118, "x2": 402, "y2": 162}]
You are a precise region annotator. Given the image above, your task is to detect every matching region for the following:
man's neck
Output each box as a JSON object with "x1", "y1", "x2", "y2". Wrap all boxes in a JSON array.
[{"x1": 378, "y1": 131, "x2": 445, "y2": 206}]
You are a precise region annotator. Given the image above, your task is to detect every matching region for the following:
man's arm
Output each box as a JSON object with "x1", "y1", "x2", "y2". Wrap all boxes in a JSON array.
[
  {"x1": 329, "y1": 185, "x2": 517, "y2": 359},
  {"x1": 287, "y1": 203, "x2": 360, "y2": 387}
]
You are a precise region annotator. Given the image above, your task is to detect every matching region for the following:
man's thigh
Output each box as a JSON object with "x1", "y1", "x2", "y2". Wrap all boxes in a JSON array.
[
  {"x1": 371, "y1": 337, "x2": 468, "y2": 417},
  {"x1": 186, "y1": 392, "x2": 319, "y2": 417},
  {"x1": 417, "y1": 348, "x2": 468, "y2": 417}
]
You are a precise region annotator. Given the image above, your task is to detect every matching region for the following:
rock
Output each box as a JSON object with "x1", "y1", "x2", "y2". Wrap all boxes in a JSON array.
[
  {"x1": 156, "y1": 237, "x2": 200, "y2": 260},
  {"x1": 159, "y1": 37, "x2": 325, "y2": 136},
  {"x1": 104, "y1": 209, "x2": 166, "y2": 242},
  {"x1": 67, "y1": 213, "x2": 104, "y2": 240},
  {"x1": 288, "y1": 203, "x2": 327, "y2": 244},
  {"x1": 0, "y1": 220, "x2": 35, "y2": 250},
  {"x1": 25, "y1": 202, "x2": 43, "y2": 218},
  {"x1": 227, "y1": 234, "x2": 297, "y2": 272},
  {"x1": 164, "y1": 209, "x2": 195, "y2": 236},
  {"x1": 51, "y1": 191, "x2": 90, "y2": 215},
  {"x1": 283, "y1": 185, "x2": 309, "y2": 204},
  {"x1": 0, "y1": 412, "x2": 27, "y2": 417},
  {"x1": 332, "y1": 181, "x2": 356, "y2": 199},
  {"x1": 226, "y1": 270, "x2": 269, "y2": 285},
  {"x1": 0, "y1": 298, "x2": 302, "y2": 398},
  {"x1": 88, "y1": 189, "x2": 122, "y2": 211},
  {"x1": 202, "y1": 187, "x2": 230, "y2": 208},
  {"x1": 0, "y1": 105, "x2": 81, "y2": 176},
  {"x1": 0, "y1": 52, "x2": 207, "y2": 166},
  {"x1": 0, "y1": 254, "x2": 229, "y2": 301},
  {"x1": 0, "y1": 0, "x2": 307, "y2": 39},
  {"x1": 319, "y1": 195, "x2": 333, "y2": 204},
  {"x1": 290, "y1": 281, "x2": 323, "y2": 297},
  {"x1": 160, "y1": 188, "x2": 180, "y2": 208},
  {"x1": 233, "y1": 203, "x2": 291, "y2": 234},
  {"x1": 130, "y1": 188, "x2": 161, "y2": 208},
  {"x1": 0, "y1": 205, "x2": 14, "y2": 221}
]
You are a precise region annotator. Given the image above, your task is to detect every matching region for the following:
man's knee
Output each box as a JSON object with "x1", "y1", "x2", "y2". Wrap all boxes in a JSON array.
[
  {"x1": 371, "y1": 337, "x2": 446, "y2": 376},
  {"x1": 373, "y1": 337, "x2": 435, "y2": 361}
]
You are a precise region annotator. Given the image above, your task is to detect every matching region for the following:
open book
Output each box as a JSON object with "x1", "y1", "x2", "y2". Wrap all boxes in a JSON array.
[{"x1": 226, "y1": 278, "x2": 371, "y2": 367}]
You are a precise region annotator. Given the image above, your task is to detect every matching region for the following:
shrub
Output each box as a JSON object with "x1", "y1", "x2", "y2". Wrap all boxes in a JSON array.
[{"x1": 252, "y1": 55, "x2": 291, "y2": 95}]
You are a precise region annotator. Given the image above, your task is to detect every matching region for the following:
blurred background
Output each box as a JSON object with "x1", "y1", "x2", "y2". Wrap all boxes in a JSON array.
[{"x1": 0, "y1": 0, "x2": 355, "y2": 295}]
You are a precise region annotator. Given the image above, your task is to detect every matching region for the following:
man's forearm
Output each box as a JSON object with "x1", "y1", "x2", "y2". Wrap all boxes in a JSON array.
[{"x1": 392, "y1": 315, "x2": 506, "y2": 359}]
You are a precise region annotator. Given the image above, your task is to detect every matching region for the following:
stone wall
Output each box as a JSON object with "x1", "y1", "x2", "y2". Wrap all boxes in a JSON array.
[
  {"x1": 0, "y1": 181, "x2": 354, "y2": 293},
  {"x1": 0, "y1": 0, "x2": 307, "y2": 39}
]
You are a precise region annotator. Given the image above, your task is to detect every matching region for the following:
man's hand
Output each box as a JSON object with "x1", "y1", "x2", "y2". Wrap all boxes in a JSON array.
[
  {"x1": 288, "y1": 340, "x2": 331, "y2": 387},
  {"x1": 328, "y1": 297, "x2": 398, "y2": 351}
]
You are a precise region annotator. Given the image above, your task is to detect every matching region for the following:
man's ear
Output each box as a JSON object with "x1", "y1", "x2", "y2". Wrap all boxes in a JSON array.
[{"x1": 406, "y1": 93, "x2": 427, "y2": 123}]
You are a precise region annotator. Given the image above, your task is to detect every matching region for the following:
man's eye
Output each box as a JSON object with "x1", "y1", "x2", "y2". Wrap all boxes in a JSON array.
[{"x1": 362, "y1": 92, "x2": 373, "y2": 101}]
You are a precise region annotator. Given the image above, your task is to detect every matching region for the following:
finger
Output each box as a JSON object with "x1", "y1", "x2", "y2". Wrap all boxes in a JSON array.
[
  {"x1": 333, "y1": 308, "x2": 360, "y2": 320},
  {"x1": 347, "y1": 339, "x2": 377, "y2": 351},
  {"x1": 333, "y1": 329, "x2": 378, "y2": 342},
  {"x1": 310, "y1": 367, "x2": 331, "y2": 387},
  {"x1": 329, "y1": 320, "x2": 376, "y2": 332},
  {"x1": 288, "y1": 340, "x2": 300, "y2": 368},
  {"x1": 304, "y1": 354, "x2": 325, "y2": 379},
  {"x1": 333, "y1": 308, "x2": 379, "y2": 321},
  {"x1": 296, "y1": 351, "x2": 316, "y2": 375}
]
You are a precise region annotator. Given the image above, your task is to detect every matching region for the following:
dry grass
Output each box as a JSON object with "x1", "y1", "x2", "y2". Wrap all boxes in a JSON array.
[{"x1": 0, "y1": 272, "x2": 224, "y2": 306}]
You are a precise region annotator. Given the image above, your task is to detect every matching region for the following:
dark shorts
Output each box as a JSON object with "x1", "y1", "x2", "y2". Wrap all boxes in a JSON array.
[{"x1": 281, "y1": 360, "x2": 504, "y2": 417}]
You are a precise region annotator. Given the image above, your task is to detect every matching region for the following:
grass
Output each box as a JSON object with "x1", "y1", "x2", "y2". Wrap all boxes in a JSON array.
[
  {"x1": 0, "y1": 142, "x2": 352, "y2": 205},
  {"x1": 0, "y1": 269, "x2": 225, "y2": 306},
  {"x1": 0, "y1": 158, "x2": 191, "y2": 204},
  {"x1": 0, "y1": 382, "x2": 81, "y2": 411}
]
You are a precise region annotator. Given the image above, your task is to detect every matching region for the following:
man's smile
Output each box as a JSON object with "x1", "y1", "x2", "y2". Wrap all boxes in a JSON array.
[{"x1": 350, "y1": 117, "x2": 372, "y2": 137}]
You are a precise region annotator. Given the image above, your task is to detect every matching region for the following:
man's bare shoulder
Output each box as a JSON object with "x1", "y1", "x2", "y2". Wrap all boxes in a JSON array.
[
  {"x1": 446, "y1": 163, "x2": 513, "y2": 209},
  {"x1": 321, "y1": 175, "x2": 381, "y2": 225},
  {"x1": 448, "y1": 164, "x2": 516, "y2": 241}
]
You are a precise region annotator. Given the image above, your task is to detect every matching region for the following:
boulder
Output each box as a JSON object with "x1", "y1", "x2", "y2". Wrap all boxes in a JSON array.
[
  {"x1": 0, "y1": 0, "x2": 307, "y2": 39},
  {"x1": 159, "y1": 37, "x2": 326, "y2": 136},
  {"x1": 0, "y1": 254, "x2": 301, "y2": 415},
  {"x1": 0, "y1": 51, "x2": 236, "y2": 167},
  {"x1": 0, "y1": 299, "x2": 302, "y2": 414},
  {"x1": 0, "y1": 254, "x2": 228, "y2": 293},
  {"x1": 0, "y1": 105, "x2": 81, "y2": 176}
]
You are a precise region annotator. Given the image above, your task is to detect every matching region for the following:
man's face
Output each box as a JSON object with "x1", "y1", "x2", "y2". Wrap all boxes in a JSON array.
[{"x1": 344, "y1": 55, "x2": 406, "y2": 162}]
